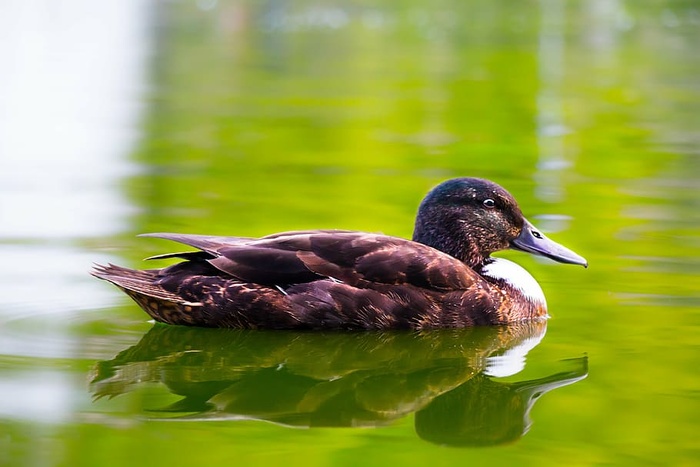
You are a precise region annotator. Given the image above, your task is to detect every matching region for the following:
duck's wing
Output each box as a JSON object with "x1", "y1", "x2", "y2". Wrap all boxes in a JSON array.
[
  {"x1": 143, "y1": 231, "x2": 480, "y2": 291},
  {"x1": 140, "y1": 233, "x2": 254, "y2": 252},
  {"x1": 293, "y1": 232, "x2": 479, "y2": 291},
  {"x1": 141, "y1": 232, "x2": 318, "y2": 285},
  {"x1": 140, "y1": 233, "x2": 254, "y2": 262}
]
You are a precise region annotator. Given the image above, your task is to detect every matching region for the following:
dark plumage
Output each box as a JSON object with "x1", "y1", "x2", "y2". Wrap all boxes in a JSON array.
[{"x1": 92, "y1": 177, "x2": 587, "y2": 330}]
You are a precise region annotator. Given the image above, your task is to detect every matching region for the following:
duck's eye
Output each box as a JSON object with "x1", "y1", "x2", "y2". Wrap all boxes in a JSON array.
[{"x1": 483, "y1": 199, "x2": 496, "y2": 208}]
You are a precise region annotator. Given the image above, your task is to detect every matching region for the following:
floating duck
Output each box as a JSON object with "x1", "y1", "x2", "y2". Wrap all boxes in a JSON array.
[{"x1": 92, "y1": 177, "x2": 587, "y2": 329}]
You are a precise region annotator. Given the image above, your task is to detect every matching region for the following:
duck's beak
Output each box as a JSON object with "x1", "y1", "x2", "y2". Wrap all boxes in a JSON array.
[{"x1": 511, "y1": 219, "x2": 588, "y2": 267}]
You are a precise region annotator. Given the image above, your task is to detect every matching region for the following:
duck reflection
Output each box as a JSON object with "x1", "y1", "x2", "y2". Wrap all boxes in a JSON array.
[{"x1": 91, "y1": 322, "x2": 586, "y2": 446}]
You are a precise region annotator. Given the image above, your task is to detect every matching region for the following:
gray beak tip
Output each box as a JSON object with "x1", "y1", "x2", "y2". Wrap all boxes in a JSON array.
[{"x1": 512, "y1": 219, "x2": 588, "y2": 269}]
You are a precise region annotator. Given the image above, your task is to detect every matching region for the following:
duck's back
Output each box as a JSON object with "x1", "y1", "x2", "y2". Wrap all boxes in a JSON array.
[{"x1": 93, "y1": 230, "x2": 507, "y2": 330}]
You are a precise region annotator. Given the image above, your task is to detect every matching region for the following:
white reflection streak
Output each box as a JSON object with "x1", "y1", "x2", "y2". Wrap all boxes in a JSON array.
[
  {"x1": 484, "y1": 327, "x2": 547, "y2": 378},
  {"x1": 535, "y1": 0, "x2": 568, "y2": 204},
  {"x1": 0, "y1": 0, "x2": 151, "y2": 423},
  {"x1": 0, "y1": 0, "x2": 150, "y2": 321},
  {"x1": 0, "y1": 372, "x2": 72, "y2": 424},
  {"x1": 535, "y1": 0, "x2": 626, "y2": 206},
  {"x1": 0, "y1": 0, "x2": 146, "y2": 240}
]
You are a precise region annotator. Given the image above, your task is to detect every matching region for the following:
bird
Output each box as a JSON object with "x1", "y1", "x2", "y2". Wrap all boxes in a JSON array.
[{"x1": 92, "y1": 177, "x2": 587, "y2": 330}]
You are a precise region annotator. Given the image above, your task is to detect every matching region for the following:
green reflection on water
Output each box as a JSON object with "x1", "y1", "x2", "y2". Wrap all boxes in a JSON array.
[
  {"x1": 3, "y1": 0, "x2": 700, "y2": 466},
  {"x1": 89, "y1": 322, "x2": 585, "y2": 447}
]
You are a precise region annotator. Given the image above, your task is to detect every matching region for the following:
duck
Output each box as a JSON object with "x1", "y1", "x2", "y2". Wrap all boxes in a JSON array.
[{"x1": 92, "y1": 177, "x2": 587, "y2": 330}]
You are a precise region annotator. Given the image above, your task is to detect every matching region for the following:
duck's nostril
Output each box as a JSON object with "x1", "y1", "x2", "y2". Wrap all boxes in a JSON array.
[{"x1": 531, "y1": 230, "x2": 543, "y2": 239}]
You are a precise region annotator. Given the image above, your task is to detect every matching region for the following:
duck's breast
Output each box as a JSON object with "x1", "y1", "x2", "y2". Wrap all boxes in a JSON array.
[{"x1": 480, "y1": 258, "x2": 547, "y2": 310}]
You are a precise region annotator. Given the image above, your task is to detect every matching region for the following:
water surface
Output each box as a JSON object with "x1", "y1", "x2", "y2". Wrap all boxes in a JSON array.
[{"x1": 1, "y1": 1, "x2": 699, "y2": 466}]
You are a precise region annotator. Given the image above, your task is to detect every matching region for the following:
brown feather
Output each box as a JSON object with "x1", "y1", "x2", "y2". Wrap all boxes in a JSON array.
[
  {"x1": 92, "y1": 177, "x2": 583, "y2": 329},
  {"x1": 91, "y1": 238, "x2": 510, "y2": 330}
]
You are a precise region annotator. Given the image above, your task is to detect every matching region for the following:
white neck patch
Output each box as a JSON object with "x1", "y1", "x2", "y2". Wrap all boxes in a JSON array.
[{"x1": 480, "y1": 258, "x2": 547, "y2": 308}]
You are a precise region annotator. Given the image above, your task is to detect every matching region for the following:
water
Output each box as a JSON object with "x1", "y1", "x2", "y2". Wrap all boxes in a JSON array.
[{"x1": 1, "y1": 1, "x2": 699, "y2": 465}]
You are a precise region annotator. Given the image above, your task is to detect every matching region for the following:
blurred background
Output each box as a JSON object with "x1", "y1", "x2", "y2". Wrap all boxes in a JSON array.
[{"x1": 0, "y1": 0, "x2": 698, "y2": 465}]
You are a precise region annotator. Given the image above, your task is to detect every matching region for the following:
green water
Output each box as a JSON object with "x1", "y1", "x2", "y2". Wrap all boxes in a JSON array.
[{"x1": 1, "y1": 1, "x2": 699, "y2": 465}]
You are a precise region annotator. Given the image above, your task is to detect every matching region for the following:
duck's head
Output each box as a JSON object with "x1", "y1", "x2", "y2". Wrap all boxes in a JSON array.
[{"x1": 412, "y1": 178, "x2": 587, "y2": 268}]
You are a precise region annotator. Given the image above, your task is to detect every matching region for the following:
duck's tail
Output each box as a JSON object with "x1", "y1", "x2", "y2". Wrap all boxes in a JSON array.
[{"x1": 91, "y1": 263, "x2": 204, "y2": 325}]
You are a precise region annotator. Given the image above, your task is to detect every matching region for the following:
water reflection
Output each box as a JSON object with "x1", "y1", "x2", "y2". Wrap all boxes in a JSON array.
[
  {"x1": 0, "y1": 0, "x2": 150, "y2": 323},
  {"x1": 91, "y1": 322, "x2": 586, "y2": 446}
]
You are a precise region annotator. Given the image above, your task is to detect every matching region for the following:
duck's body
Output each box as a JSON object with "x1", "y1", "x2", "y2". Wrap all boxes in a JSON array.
[{"x1": 93, "y1": 178, "x2": 587, "y2": 330}]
